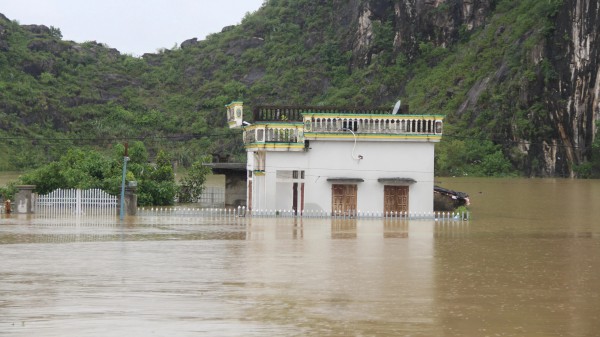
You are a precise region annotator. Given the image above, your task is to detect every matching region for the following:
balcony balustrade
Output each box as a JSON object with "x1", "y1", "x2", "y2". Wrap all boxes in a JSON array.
[
  {"x1": 238, "y1": 103, "x2": 443, "y2": 150},
  {"x1": 244, "y1": 125, "x2": 304, "y2": 146},
  {"x1": 303, "y1": 115, "x2": 443, "y2": 136}
]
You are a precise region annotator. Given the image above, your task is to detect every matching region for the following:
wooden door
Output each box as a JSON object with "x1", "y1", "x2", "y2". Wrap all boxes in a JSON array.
[
  {"x1": 332, "y1": 184, "x2": 357, "y2": 216},
  {"x1": 384, "y1": 185, "x2": 408, "y2": 214},
  {"x1": 292, "y1": 182, "x2": 298, "y2": 215}
]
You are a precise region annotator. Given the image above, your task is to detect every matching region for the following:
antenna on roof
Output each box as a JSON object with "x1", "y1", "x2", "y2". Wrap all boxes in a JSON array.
[{"x1": 392, "y1": 100, "x2": 401, "y2": 115}]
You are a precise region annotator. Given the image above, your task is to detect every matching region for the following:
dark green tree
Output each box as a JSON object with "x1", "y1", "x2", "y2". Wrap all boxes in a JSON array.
[
  {"x1": 18, "y1": 143, "x2": 180, "y2": 206},
  {"x1": 19, "y1": 148, "x2": 110, "y2": 194},
  {"x1": 178, "y1": 157, "x2": 212, "y2": 203},
  {"x1": 138, "y1": 150, "x2": 178, "y2": 206}
]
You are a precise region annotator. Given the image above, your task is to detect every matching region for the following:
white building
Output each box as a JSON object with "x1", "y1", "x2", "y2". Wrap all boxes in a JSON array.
[{"x1": 226, "y1": 101, "x2": 444, "y2": 216}]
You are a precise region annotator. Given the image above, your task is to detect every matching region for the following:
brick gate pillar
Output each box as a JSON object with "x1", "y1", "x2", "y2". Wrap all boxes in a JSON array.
[
  {"x1": 15, "y1": 185, "x2": 35, "y2": 214},
  {"x1": 124, "y1": 185, "x2": 137, "y2": 216}
]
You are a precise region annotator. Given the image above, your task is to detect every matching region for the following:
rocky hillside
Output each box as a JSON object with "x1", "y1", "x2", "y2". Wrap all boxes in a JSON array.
[{"x1": 1, "y1": 0, "x2": 599, "y2": 177}]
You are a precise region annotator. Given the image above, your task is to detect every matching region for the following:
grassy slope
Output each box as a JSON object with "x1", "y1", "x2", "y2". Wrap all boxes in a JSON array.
[{"x1": 0, "y1": 0, "x2": 563, "y2": 176}]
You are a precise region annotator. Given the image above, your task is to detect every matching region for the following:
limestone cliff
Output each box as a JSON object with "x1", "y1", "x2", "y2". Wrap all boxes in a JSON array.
[
  {"x1": 345, "y1": 0, "x2": 599, "y2": 176},
  {"x1": 547, "y1": 0, "x2": 600, "y2": 176}
]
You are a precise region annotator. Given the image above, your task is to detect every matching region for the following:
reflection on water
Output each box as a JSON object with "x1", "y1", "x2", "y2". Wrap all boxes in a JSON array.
[{"x1": 1, "y1": 178, "x2": 600, "y2": 336}]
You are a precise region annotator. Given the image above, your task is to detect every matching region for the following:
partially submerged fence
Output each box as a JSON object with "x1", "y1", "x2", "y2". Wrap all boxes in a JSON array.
[
  {"x1": 25, "y1": 187, "x2": 469, "y2": 221},
  {"x1": 35, "y1": 188, "x2": 118, "y2": 216},
  {"x1": 137, "y1": 206, "x2": 469, "y2": 221}
]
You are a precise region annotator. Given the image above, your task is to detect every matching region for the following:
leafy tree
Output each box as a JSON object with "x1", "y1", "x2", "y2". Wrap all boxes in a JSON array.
[
  {"x1": 0, "y1": 182, "x2": 17, "y2": 201},
  {"x1": 19, "y1": 148, "x2": 110, "y2": 194},
  {"x1": 178, "y1": 157, "x2": 212, "y2": 203},
  {"x1": 435, "y1": 138, "x2": 515, "y2": 177},
  {"x1": 138, "y1": 150, "x2": 178, "y2": 206},
  {"x1": 17, "y1": 143, "x2": 181, "y2": 206}
]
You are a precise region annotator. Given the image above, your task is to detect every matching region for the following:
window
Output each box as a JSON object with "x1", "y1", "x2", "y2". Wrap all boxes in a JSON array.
[{"x1": 278, "y1": 170, "x2": 305, "y2": 181}]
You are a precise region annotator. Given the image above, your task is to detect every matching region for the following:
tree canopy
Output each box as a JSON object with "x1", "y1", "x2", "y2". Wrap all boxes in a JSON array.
[{"x1": 15, "y1": 142, "x2": 209, "y2": 206}]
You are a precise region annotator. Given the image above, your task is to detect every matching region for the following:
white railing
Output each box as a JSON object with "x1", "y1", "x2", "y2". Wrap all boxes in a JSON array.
[
  {"x1": 35, "y1": 188, "x2": 118, "y2": 216},
  {"x1": 304, "y1": 116, "x2": 443, "y2": 135},
  {"x1": 244, "y1": 126, "x2": 304, "y2": 144}
]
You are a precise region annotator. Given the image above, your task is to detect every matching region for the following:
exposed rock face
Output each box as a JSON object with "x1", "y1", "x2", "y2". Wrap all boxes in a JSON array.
[
  {"x1": 352, "y1": 0, "x2": 492, "y2": 63},
  {"x1": 22, "y1": 24, "x2": 51, "y2": 35},
  {"x1": 545, "y1": 0, "x2": 600, "y2": 176},
  {"x1": 225, "y1": 37, "x2": 265, "y2": 57},
  {"x1": 347, "y1": 0, "x2": 599, "y2": 176},
  {"x1": 180, "y1": 38, "x2": 198, "y2": 49}
]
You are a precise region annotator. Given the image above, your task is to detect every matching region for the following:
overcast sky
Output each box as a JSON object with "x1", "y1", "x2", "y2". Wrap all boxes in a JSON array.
[{"x1": 0, "y1": 0, "x2": 265, "y2": 56}]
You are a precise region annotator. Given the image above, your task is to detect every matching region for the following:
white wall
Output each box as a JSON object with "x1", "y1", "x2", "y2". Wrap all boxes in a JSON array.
[
  {"x1": 275, "y1": 181, "x2": 294, "y2": 210},
  {"x1": 253, "y1": 139, "x2": 436, "y2": 213}
]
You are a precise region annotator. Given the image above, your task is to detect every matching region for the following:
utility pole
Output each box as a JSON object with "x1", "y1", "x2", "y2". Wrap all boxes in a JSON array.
[{"x1": 120, "y1": 142, "x2": 129, "y2": 221}]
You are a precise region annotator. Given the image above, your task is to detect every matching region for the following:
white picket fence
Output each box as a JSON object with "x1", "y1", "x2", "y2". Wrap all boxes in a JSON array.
[
  {"x1": 137, "y1": 206, "x2": 469, "y2": 221},
  {"x1": 35, "y1": 188, "x2": 118, "y2": 216}
]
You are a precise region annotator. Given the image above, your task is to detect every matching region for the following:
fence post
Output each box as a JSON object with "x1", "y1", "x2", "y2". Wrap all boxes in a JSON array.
[{"x1": 75, "y1": 189, "x2": 82, "y2": 215}]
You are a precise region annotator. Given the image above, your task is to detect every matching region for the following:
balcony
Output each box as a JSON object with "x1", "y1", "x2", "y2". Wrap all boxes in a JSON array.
[
  {"x1": 303, "y1": 114, "x2": 443, "y2": 141},
  {"x1": 238, "y1": 104, "x2": 443, "y2": 150},
  {"x1": 243, "y1": 124, "x2": 306, "y2": 151}
]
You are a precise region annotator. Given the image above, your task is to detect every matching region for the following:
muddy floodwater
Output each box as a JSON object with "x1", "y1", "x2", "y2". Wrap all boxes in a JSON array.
[{"x1": 1, "y1": 178, "x2": 600, "y2": 336}]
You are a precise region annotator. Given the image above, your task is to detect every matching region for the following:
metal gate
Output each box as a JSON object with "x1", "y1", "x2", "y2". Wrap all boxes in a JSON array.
[{"x1": 35, "y1": 189, "x2": 118, "y2": 216}]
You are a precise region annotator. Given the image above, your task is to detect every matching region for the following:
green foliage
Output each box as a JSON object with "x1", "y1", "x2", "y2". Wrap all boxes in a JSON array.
[
  {"x1": 49, "y1": 26, "x2": 62, "y2": 39},
  {"x1": 19, "y1": 148, "x2": 110, "y2": 194},
  {"x1": 436, "y1": 137, "x2": 515, "y2": 177},
  {"x1": 17, "y1": 143, "x2": 180, "y2": 205},
  {"x1": 178, "y1": 157, "x2": 212, "y2": 203},
  {"x1": 0, "y1": 182, "x2": 17, "y2": 201}
]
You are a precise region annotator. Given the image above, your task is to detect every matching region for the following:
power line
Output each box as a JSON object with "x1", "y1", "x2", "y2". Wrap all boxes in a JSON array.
[
  {"x1": 0, "y1": 130, "x2": 593, "y2": 151},
  {"x1": 0, "y1": 130, "x2": 241, "y2": 143}
]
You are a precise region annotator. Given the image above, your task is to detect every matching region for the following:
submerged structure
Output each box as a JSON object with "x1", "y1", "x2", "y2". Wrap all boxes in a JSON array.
[
  {"x1": 433, "y1": 186, "x2": 470, "y2": 211},
  {"x1": 226, "y1": 101, "x2": 444, "y2": 215}
]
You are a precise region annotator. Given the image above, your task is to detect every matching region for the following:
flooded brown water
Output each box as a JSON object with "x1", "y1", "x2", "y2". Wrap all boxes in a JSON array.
[{"x1": 1, "y1": 178, "x2": 599, "y2": 336}]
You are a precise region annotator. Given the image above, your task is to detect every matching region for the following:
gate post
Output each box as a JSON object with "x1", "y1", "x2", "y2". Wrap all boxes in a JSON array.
[
  {"x1": 15, "y1": 185, "x2": 35, "y2": 214},
  {"x1": 124, "y1": 185, "x2": 137, "y2": 216}
]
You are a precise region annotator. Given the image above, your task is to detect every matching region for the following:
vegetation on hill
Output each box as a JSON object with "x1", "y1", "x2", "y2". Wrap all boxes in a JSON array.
[{"x1": 1, "y1": 0, "x2": 599, "y2": 179}]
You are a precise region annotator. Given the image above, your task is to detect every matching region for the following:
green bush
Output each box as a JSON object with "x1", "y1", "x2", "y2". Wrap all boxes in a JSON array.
[
  {"x1": 17, "y1": 143, "x2": 182, "y2": 206},
  {"x1": 178, "y1": 157, "x2": 212, "y2": 203}
]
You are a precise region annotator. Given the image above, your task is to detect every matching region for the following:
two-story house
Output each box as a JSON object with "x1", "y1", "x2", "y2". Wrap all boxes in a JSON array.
[{"x1": 226, "y1": 101, "x2": 444, "y2": 216}]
